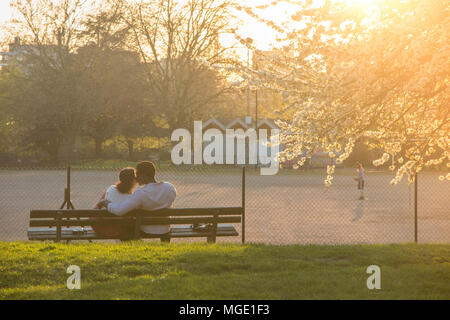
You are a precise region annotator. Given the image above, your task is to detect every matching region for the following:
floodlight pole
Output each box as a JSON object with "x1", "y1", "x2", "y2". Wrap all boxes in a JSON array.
[
  {"x1": 254, "y1": 54, "x2": 258, "y2": 170},
  {"x1": 242, "y1": 166, "x2": 246, "y2": 244},
  {"x1": 414, "y1": 172, "x2": 418, "y2": 243},
  {"x1": 255, "y1": 89, "x2": 259, "y2": 170},
  {"x1": 246, "y1": 46, "x2": 250, "y2": 116},
  {"x1": 245, "y1": 37, "x2": 253, "y2": 117}
]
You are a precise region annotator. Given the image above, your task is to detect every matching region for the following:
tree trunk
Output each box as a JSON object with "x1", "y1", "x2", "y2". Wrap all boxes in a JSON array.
[
  {"x1": 58, "y1": 132, "x2": 76, "y2": 164},
  {"x1": 95, "y1": 138, "x2": 103, "y2": 158},
  {"x1": 46, "y1": 143, "x2": 60, "y2": 165},
  {"x1": 127, "y1": 139, "x2": 134, "y2": 160}
]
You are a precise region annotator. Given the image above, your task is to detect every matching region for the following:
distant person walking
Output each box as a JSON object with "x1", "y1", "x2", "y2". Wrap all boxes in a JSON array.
[{"x1": 355, "y1": 162, "x2": 366, "y2": 200}]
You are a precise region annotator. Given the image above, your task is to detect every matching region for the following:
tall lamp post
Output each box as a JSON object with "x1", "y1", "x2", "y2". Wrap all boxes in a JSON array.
[
  {"x1": 254, "y1": 53, "x2": 258, "y2": 132},
  {"x1": 245, "y1": 37, "x2": 253, "y2": 118},
  {"x1": 255, "y1": 90, "x2": 258, "y2": 131},
  {"x1": 253, "y1": 50, "x2": 259, "y2": 168}
]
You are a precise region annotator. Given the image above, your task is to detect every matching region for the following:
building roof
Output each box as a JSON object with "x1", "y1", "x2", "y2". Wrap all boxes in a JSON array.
[
  {"x1": 226, "y1": 118, "x2": 249, "y2": 130},
  {"x1": 256, "y1": 119, "x2": 277, "y2": 129},
  {"x1": 202, "y1": 118, "x2": 226, "y2": 131},
  {"x1": 201, "y1": 118, "x2": 279, "y2": 131}
]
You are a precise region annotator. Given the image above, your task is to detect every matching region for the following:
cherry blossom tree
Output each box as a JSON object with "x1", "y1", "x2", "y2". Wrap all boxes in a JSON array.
[{"x1": 237, "y1": 0, "x2": 449, "y2": 185}]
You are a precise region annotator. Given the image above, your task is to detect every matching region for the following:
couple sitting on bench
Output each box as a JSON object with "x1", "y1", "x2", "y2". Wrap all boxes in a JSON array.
[
  {"x1": 28, "y1": 162, "x2": 242, "y2": 242},
  {"x1": 95, "y1": 161, "x2": 176, "y2": 240}
]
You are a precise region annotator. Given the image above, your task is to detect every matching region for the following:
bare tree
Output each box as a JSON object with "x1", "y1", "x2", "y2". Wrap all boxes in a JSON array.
[
  {"x1": 125, "y1": 0, "x2": 237, "y2": 131},
  {"x1": 9, "y1": 0, "x2": 91, "y2": 162},
  {"x1": 77, "y1": 0, "x2": 140, "y2": 158}
]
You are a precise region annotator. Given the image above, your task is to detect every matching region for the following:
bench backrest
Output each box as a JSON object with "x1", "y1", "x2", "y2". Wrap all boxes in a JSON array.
[{"x1": 29, "y1": 208, "x2": 243, "y2": 241}]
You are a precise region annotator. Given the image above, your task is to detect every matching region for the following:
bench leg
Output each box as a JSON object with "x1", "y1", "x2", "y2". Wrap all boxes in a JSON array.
[
  {"x1": 160, "y1": 237, "x2": 170, "y2": 243},
  {"x1": 207, "y1": 236, "x2": 216, "y2": 243}
]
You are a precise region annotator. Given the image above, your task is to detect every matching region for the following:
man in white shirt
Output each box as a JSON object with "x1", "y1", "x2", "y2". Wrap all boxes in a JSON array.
[{"x1": 97, "y1": 161, "x2": 176, "y2": 236}]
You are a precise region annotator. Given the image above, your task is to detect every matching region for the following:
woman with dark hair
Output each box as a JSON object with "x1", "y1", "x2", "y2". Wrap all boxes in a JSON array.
[
  {"x1": 106, "y1": 167, "x2": 137, "y2": 201},
  {"x1": 93, "y1": 167, "x2": 137, "y2": 238}
]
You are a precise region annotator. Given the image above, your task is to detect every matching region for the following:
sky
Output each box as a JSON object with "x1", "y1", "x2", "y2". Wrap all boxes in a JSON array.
[
  {"x1": 0, "y1": 0, "x2": 292, "y2": 51},
  {"x1": 0, "y1": 0, "x2": 379, "y2": 53},
  {"x1": 0, "y1": 1, "x2": 12, "y2": 24}
]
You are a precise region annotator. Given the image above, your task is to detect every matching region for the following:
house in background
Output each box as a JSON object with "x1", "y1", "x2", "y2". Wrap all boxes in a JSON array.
[
  {"x1": 202, "y1": 118, "x2": 226, "y2": 132},
  {"x1": 199, "y1": 117, "x2": 342, "y2": 168},
  {"x1": 200, "y1": 117, "x2": 279, "y2": 166},
  {"x1": 0, "y1": 37, "x2": 63, "y2": 72}
]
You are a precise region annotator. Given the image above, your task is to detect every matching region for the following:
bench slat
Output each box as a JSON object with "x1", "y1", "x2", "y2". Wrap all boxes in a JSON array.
[
  {"x1": 29, "y1": 216, "x2": 241, "y2": 227},
  {"x1": 27, "y1": 225, "x2": 238, "y2": 241},
  {"x1": 30, "y1": 207, "x2": 243, "y2": 219},
  {"x1": 28, "y1": 225, "x2": 237, "y2": 234}
]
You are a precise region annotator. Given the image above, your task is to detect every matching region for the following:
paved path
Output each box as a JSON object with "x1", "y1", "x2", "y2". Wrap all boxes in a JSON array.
[{"x1": 0, "y1": 169, "x2": 448, "y2": 244}]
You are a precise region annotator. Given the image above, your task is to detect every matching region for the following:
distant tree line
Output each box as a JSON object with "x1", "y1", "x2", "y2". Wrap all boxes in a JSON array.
[{"x1": 0, "y1": 0, "x2": 246, "y2": 164}]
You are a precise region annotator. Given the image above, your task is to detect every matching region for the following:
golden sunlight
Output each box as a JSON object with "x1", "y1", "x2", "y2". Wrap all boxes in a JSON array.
[{"x1": 342, "y1": 0, "x2": 380, "y2": 7}]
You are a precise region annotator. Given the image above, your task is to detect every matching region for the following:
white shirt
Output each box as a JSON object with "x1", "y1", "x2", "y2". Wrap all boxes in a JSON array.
[
  {"x1": 358, "y1": 168, "x2": 365, "y2": 181},
  {"x1": 105, "y1": 185, "x2": 133, "y2": 204},
  {"x1": 107, "y1": 182, "x2": 177, "y2": 235}
]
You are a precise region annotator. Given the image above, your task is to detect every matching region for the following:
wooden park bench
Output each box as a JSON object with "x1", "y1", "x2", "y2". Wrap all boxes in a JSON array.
[
  {"x1": 27, "y1": 207, "x2": 244, "y2": 243},
  {"x1": 27, "y1": 167, "x2": 247, "y2": 243}
]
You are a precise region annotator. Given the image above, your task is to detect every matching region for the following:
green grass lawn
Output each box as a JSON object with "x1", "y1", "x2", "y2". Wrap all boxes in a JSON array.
[{"x1": 0, "y1": 242, "x2": 448, "y2": 300}]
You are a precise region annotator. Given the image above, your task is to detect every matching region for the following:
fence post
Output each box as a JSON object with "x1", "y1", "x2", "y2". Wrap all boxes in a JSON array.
[
  {"x1": 242, "y1": 166, "x2": 246, "y2": 244},
  {"x1": 414, "y1": 172, "x2": 418, "y2": 243},
  {"x1": 67, "y1": 165, "x2": 71, "y2": 209},
  {"x1": 56, "y1": 211, "x2": 63, "y2": 243},
  {"x1": 134, "y1": 214, "x2": 142, "y2": 240},
  {"x1": 60, "y1": 165, "x2": 74, "y2": 210}
]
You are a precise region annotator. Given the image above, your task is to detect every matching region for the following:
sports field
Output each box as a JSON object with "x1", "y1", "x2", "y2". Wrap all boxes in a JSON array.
[{"x1": 0, "y1": 168, "x2": 448, "y2": 244}]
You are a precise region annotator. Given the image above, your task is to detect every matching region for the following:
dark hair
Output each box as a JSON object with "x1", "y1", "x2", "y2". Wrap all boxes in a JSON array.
[
  {"x1": 115, "y1": 167, "x2": 136, "y2": 194},
  {"x1": 136, "y1": 161, "x2": 156, "y2": 180}
]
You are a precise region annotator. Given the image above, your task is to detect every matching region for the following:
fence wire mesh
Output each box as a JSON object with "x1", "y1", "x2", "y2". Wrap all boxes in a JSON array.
[{"x1": 0, "y1": 165, "x2": 449, "y2": 244}]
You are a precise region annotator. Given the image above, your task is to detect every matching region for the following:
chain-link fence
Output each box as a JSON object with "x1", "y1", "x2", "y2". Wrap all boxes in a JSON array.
[{"x1": 0, "y1": 165, "x2": 449, "y2": 244}]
